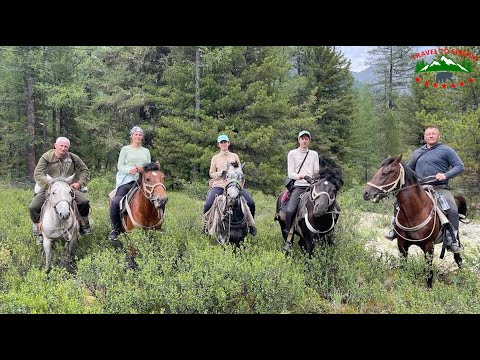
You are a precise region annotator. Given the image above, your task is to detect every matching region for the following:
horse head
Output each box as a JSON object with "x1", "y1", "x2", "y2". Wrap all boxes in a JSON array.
[
  {"x1": 363, "y1": 155, "x2": 405, "y2": 203},
  {"x1": 308, "y1": 168, "x2": 343, "y2": 217},
  {"x1": 47, "y1": 174, "x2": 76, "y2": 221},
  {"x1": 140, "y1": 162, "x2": 168, "y2": 210},
  {"x1": 224, "y1": 161, "x2": 244, "y2": 208}
]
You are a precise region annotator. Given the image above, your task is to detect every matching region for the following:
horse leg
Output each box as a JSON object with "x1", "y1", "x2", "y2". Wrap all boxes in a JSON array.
[
  {"x1": 302, "y1": 236, "x2": 313, "y2": 257},
  {"x1": 125, "y1": 252, "x2": 139, "y2": 270},
  {"x1": 397, "y1": 239, "x2": 409, "y2": 270},
  {"x1": 65, "y1": 237, "x2": 77, "y2": 274},
  {"x1": 43, "y1": 238, "x2": 52, "y2": 273},
  {"x1": 423, "y1": 242, "x2": 435, "y2": 288},
  {"x1": 454, "y1": 236, "x2": 463, "y2": 269},
  {"x1": 454, "y1": 253, "x2": 463, "y2": 269}
]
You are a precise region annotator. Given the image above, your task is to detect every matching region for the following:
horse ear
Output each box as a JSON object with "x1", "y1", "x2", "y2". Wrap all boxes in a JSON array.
[
  {"x1": 241, "y1": 162, "x2": 246, "y2": 170},
  {"x1": 396, "y1": 154, "x2": 403, "y2": 162},
  {"x1": 65, "y1": 174, "x2": 76, "y2": 184}
]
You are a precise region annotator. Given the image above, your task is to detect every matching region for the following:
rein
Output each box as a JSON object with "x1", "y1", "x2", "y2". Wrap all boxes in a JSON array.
[
  {"x1": 45, "y1": 187, "x2": 77, "y2": 241},
  {"x1": 368, "y1": 163, "x2": 438, "y2": 242},
  {"x1": 367, "y1": 163, "x2": 405, "y2": 194},
  {"x1": 123, "y1": 176, "x2": 166, "y2": 230},
  {"x1": 222, "y1": 180, "x2": 245, "y2": 242},
  {"x1": 304, "y1": 180, "x2": 340, "y2": 234}
]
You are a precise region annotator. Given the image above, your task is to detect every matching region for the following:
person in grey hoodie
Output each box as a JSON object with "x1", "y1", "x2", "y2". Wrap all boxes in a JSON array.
[{"x1": 385, "y1": 125, "x2": 464, "y2": 253}]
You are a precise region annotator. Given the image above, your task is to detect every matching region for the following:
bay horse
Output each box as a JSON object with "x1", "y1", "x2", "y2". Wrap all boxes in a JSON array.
[
  {"x1": 275, "y1": 168, "x2": 343, "y2": 255},
  {"x1": 203, "y1": 161, "x2": 253, "y2": 247},
  {"x1": 40, "y1": 174, "x2": 79, "y2": 273},
  {"x1": 362, "y1": 155, "x2": 467, "y2": 287},
  {"x1": 112, "y1": 162, "x2": 168, "y2": 267}
]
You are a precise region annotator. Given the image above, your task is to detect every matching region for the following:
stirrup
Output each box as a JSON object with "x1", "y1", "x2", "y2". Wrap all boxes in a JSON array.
[
  {"x1": 447, "y1": 242, "x2": 462, "y2": 254},
  {"x1": 384, "y1": 229, "x2": 396, "y2": 240},
  {"x1": 36, "y1": 234, "x2": 43, "y2": 245},
  {"x1": 80, "y1": 225, "x2": 91, "y2": 235},
  {"x1": 109, "y1": 230, "x2": 119, "y2": 241}
]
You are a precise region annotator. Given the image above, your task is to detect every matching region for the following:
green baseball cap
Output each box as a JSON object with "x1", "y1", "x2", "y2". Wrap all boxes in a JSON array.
[
  {"x1": 298, "y1": 130, "x2": 311, "y2": 139},
  {"x1": 217, "y1": 134, "x2": 230, "y2": 143}
]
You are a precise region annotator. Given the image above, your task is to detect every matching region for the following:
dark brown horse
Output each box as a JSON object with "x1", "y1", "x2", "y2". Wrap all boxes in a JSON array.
[
  {"x1": 112, "y1": 162, "x2": 168, "y2": 267},
  {"x1": 275, "y1": 168, "x2": 343, "y2": 255},
  {"x1": 363, "y1": 155, "x2": 466, "y2": 287}
]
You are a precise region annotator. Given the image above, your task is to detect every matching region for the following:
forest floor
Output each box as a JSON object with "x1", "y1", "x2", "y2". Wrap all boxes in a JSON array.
[{"x1": 360, "y1": 212, "x2": 480, "y2": 273}]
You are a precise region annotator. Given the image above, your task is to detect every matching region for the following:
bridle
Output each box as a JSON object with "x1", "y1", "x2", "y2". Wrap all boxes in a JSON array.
[
  {"x1": 124, "y1": 171, "x2": 167, "y2": 230},
  {"x1": 46, "y1": 180, "x2": 76, "y2": 240},
  {"x1": 138, "y1": 172, "x2": 166, "y2": 204},
  {"x1": 367, "y1": 162, "x2": 437, "y2": 242},
  {"x1": 47, "y1": 180, "x2": 75, "y2": 217},
  {"x1": 367, "y1": 163, "x2": 405, "y2": 195},
  {"x1": 304, "y1": 179, "x2": 340, "y2": 234}
]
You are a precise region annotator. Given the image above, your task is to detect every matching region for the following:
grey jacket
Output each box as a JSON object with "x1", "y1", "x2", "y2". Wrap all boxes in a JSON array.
[{"x1": 407, "y1": 143, "x2": 464, "y2": 186}]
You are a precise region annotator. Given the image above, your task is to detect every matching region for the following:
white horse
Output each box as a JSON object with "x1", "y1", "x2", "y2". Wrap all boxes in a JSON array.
[{"x1": 40, "y1": 174, "x2": 79, "y2": 273}]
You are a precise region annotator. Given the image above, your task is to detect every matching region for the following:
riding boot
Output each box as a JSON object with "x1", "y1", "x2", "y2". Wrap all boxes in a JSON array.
[
  {"x1": 283, "y1": 228, "x2": 294, "y2": 251},
  {"x1": 445, "y1": 228, "x2": 461, "y2": 253},
  {"x1": 32, "y1": 223, "x2": 43, "y2": 245},
  {"x1": 385, "y1": 229, "x2": 397, "y2": 241},
  {"x1": 384, "y1": 216, "x2": 397, "y2": 240},
  {"x1": 79, "y1": 216, "x2": 92, "y2": 235}
]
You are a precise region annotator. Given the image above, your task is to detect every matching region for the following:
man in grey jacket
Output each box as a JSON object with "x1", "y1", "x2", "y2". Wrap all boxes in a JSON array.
[{"x1": 385, "y1": 126, "x2": 464, "y2": 253}]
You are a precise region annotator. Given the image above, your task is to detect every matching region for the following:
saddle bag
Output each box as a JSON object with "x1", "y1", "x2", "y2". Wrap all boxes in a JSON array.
[
  {"x1": 284, "y1": 178, "x2": 295, "y2": 192},
  {"x1": 436, "y1": 192, "x2": 450, "y2": 211}
]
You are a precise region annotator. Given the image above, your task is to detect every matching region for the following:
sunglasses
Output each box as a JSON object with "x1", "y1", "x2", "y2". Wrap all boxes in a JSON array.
[{"x1": 219, "y1": 140, "x2": 229, "y2": 144}]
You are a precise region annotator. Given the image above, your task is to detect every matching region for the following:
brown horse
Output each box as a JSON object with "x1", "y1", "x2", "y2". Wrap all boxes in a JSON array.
[
  {"x1": 112, "y1": 162, "x2": 168, "y2": 267},
  {"x1": 363, "y1": 155, "x2": 466, "y2": 287}
]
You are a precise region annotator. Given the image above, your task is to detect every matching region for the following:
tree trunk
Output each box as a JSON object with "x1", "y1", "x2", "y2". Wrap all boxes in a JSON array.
[
  {"x1": 195, "y1": 47, "x2": 201, "y2": 123},
  {"x1": 25, "y1": 66, "x2": 36, "y2": 178}
]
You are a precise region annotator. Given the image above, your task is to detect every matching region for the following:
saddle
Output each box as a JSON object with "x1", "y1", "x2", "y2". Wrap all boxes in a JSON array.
[{"x1": 203, "y1": 194, "x2": 254, "y2": 236}]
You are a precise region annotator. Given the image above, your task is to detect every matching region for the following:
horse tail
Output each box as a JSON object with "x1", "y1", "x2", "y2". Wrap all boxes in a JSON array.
[{"x1": 454, "y1": 194, "x2": 470, "y2": 223}]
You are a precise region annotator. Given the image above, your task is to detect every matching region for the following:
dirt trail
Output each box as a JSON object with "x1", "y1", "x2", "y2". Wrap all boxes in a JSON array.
[{"x1": 360, "y1": 212, "x2": 480, "y2": 272}]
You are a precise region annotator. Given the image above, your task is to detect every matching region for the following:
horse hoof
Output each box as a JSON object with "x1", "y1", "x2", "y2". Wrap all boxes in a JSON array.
[
  {"x1": 283, "y1": 241, "x2": 292, "y2": 252},
  {"x1": 110, "y1": 239, "x2": 123, "y2": 249}
]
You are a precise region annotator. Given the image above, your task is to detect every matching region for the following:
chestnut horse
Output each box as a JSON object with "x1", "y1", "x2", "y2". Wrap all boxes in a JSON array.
[
  {"x1": 112, "y1": 162, "x2": 168, "y2": 267},
  {"x1": 363, "y1": 155, "x2": 466, "y2": 287}
]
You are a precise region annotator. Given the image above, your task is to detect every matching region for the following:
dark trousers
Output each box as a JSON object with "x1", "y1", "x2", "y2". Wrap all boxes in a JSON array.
[
  {"x1": 29, "y1": 190, "x2": 90, "y2": 223},
  {"x1": 285, "y1": 186, "x2": 308, "y2": 234},
  {"x1": 204, "y1": 186, "x2": 256, "y2": 218},
  {"x1": 110, "y1": 182, "x2": 135, "y2": 230},
  {"x1": 436, "y1": 188, "x2": 459, "y2": 229}
]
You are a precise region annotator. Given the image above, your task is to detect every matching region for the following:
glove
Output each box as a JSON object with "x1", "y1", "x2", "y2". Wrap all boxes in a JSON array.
[{"x1": 304, "y1": 175, "x2": 312, "y2": 182}]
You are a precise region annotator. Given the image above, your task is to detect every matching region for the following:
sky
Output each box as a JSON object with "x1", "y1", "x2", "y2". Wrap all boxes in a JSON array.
[{"x1": 339, "y1": 46, "x2": 434, "y2": 73}]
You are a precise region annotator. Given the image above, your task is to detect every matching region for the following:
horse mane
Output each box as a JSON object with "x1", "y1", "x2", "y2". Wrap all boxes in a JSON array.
[
  {"x1": 312, "y1": 168, "x2": 344, "y2": 190},
  {"x1": 47, "y1": 176, "x2": 71, "y2": 187},
  {"x1": 143, "y1": 162, "x2": 160, "y2": 172},
  {"x1": 229, "y1": 161, "x2": 239, "y2": 168},
  {"x1": 402, "y1": 162, "x2": 418, "y2": 184}
]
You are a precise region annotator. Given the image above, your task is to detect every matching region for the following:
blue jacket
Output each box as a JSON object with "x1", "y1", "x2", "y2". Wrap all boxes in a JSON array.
[{"x1": 407, "y1": 143, "x2": 464, "y2": 186}]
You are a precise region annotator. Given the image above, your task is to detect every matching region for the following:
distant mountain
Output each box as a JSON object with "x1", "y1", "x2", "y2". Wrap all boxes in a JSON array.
[{"x1": 351, "y1": 66, "x2": 376, "y2": 87}]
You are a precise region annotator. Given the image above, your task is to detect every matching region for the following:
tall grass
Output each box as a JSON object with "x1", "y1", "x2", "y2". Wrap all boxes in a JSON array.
[{"x1": 0, "y1": 176, "x2": 479, "y2": 313}]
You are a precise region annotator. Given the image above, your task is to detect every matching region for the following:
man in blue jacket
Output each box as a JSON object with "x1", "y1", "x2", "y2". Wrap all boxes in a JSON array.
[{"x1": 385, "y1": 126, "x2": 464, "y2": 253}]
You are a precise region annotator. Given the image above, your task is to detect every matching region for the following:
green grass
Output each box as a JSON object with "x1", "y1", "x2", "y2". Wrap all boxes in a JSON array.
[{"x1": 0, "y1": 177, "x2": 479, "y2": 313}]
